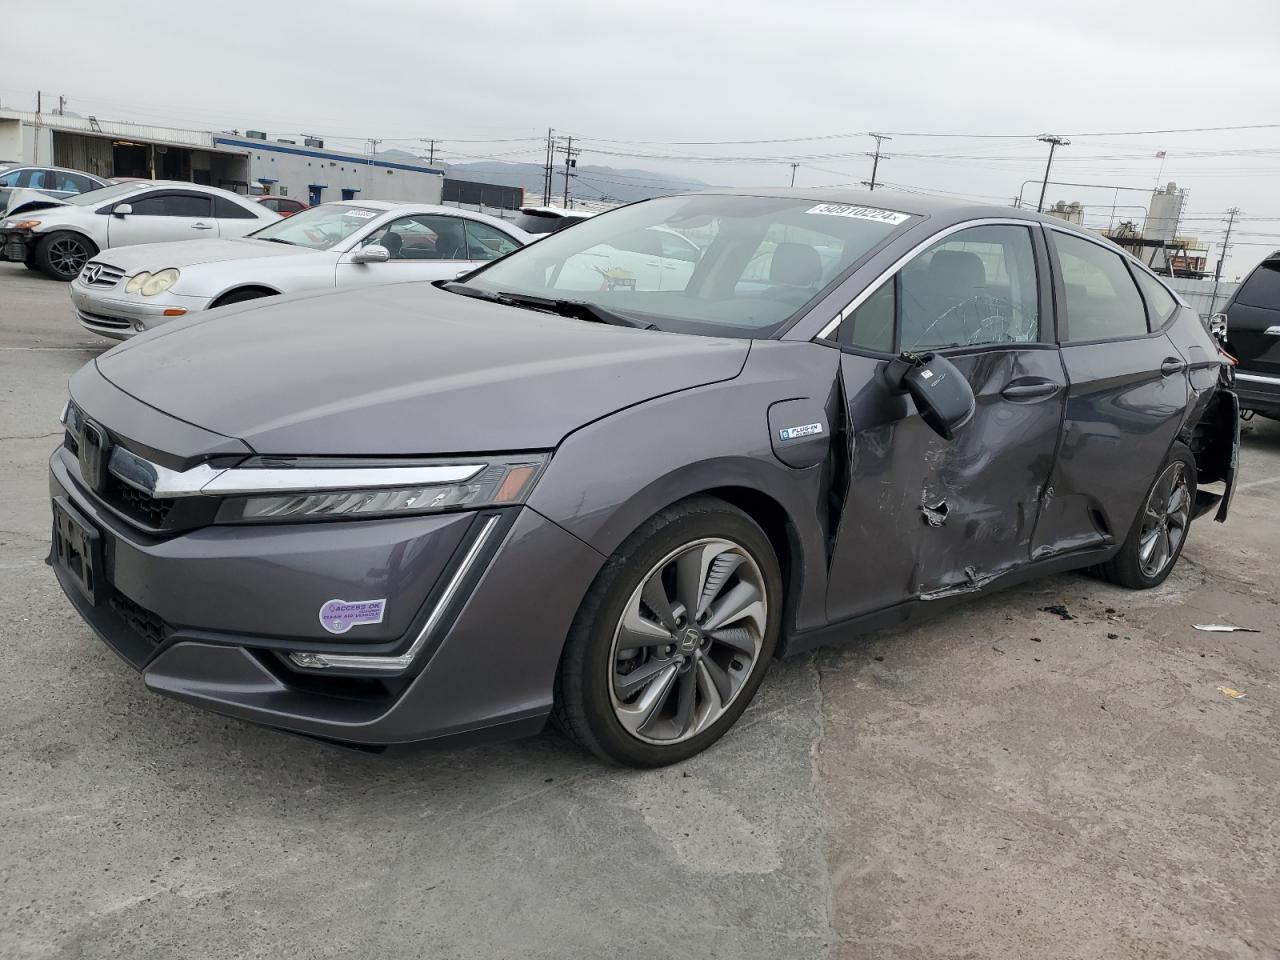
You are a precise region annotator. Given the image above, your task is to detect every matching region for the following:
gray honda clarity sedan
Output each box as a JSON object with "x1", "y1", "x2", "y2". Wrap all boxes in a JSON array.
[{"x1": 49, "y1": 189, "x2": 1240, "y2": 767}]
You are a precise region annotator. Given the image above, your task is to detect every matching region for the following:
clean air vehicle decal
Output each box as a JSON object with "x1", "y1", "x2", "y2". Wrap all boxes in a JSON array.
[
  {"x1": 318, "y1": 598, "x2": 387, "y2": 634},
  {"x1": 805, "y1": 203, "x2": 910, "y2": 225},
  {"x1": 779, "y1": 423, "x2": 824, "y2": 441}
]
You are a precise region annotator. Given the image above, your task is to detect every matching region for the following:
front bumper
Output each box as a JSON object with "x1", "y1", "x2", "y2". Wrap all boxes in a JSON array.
[
  {"x1": 1, "y1": 228, "x2": 34, "y2": 263},
  {"x1": 69, "y1": 279, "x2": 212, "y2": 341},
  {"x1": 1235, "y1": 370, "x2": 1280, "y2": 418},
  {"x1": 48, "y1": 434, "x2": 604, "y2": 749}
]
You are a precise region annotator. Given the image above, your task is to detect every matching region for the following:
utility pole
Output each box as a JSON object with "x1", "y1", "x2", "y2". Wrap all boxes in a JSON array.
[
  {"x1": 1210, "y1": 206, "x2": 1240, "y2": 314},
  {"x1": 426, "y1": 139, "x2": 435, "y2": 165},
  {"x1": 561, "y1": 135, "x2": 579, "y2": 208},
  {"x1": 57, "y1": 95, "x2": 66, "y2": 116},
  {"x1": 789, "y1": 162, "x2": 799, "y2": 187},
  {"x1": 34, "y1": 92, "x2": 41, "y2": 164},
  {"x1": 542, "y1": 128, "x2": 554, "y2": 206},
  {"x1": 867, "y1": 133, "x2": 891, "y2": 191},
  {"x1": 367, "y1": 138, "x2": 381, "y2": 166},
  {"x1": 1036, "y1": 135, "x2": 1070, "y2": 213}
]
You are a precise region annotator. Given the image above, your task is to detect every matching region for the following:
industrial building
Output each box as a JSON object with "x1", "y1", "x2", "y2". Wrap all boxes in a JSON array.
[
  {"x1": 0, "y1": 109, "x2": 444, "y2": 207},
  {"x1": 1102, "y1": 181, "x2": 1209, "y2": 278}
]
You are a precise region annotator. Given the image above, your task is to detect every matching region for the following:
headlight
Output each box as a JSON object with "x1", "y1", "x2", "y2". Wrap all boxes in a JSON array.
[
  {"x1": 5, "y1": 219, "x2": 41, "y2": 230},
  {"x1": 211, "y1": 454, "x2": 549, "y2": 523},
  {"x1": 137, "y1": 268, "x2": 179, "y2": 296}
]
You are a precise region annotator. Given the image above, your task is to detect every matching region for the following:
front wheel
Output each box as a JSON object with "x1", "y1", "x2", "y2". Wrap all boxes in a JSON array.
[
  {"x1": 34, "y1": 232, "x2": 97, "y2": 281},
  {"x1": 553, "y1": 497, "x2": 782, "y2": 767},
  {"x1": 1099, "y1": 443, "x2": 1196, "y2": 589}
]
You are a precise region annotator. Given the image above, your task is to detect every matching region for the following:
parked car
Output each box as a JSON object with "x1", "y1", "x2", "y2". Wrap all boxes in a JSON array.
[
  {"x1": 0, "y1": 164, "x2": 110, "y2": 214},
  {"x1": 0, "y1": 181, "x2": 279, "y2": 281},
  {"x1": 512, "y1": 204, "x2": 596, "y2": 236},
  {"x1": 1215, "y1": 251, "x2": 1280, "y2": 419},
  {"x1": 50, "y1": 189, "x2": 1238, "y2": 767},
  {"x1": 68, "y1": 201, "x2": 531, "y2": 339},
  {"x1": 253, "y1": 195, "x2": 308, "y2": 217}
]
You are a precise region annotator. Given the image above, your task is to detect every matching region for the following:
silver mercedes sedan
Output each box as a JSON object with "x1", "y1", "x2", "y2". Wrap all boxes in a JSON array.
[{"x1": 68, "y1": 201, "x2": 533, "y2": 339}]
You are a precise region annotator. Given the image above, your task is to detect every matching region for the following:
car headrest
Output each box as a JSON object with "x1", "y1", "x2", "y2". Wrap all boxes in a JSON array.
[
  {"x1": 770, "y1": 242, "x2": 823, "y2": 287},
  {"x1": 928, "y1": 250, "x2": 985, "y2": 293}
]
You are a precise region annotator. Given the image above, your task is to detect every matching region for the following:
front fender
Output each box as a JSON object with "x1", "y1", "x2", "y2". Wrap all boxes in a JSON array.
[{"x1": 528, "y1": 343, "x2": 840, "y2": 635}]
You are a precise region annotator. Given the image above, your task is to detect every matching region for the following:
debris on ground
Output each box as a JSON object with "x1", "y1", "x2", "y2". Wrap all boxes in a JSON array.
[
  {"x1": 1107, "y1": 633, "x2": 1119, "y2": 640},
  {"x1": 1194, "y1": 623, "x2": 1261, "y2": 633},
  {"x1": 1040, "y1": 604, "x2": 1074, "y2": 621},
  {"x1": 1218, "y1": 686, "x2": 1247, "y2": 700}
]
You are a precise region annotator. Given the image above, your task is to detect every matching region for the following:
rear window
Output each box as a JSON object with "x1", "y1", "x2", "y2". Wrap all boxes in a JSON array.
[
  {"x1": 1236, "y1": 260, "x2": 1280, "y2": 309},
  {"x1": 512, "y1": 211, "x2": 566, "y2": 234}
]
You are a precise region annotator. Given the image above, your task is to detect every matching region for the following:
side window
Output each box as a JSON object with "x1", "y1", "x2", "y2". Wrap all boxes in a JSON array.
[
  {"x1": 0, "y1": 169, "x2": 20, "y2": 187},
  {"x1": 363, "y1": 215, "x2": 467, "y2": 260},
  {"x1": 1054, "y1": 232, "x2": 1147, "y2": 342},
  {"x1": 130, "y1": 193, "x2": 213, "y2": 218},
  {"x1": 899, "y1": 224, "x2": 1040, "y2": 351},
  {"x1": 1132, "y1": 269, "x2": 1178, "y2": 328},
  {"x1": 26, "y1": 169, "x2": 51, "y2": 190},
  {"x1": 58, "y1": 173, "x2": 97, "y2": 194},
  {"x1": 657, "y1": 231, "x2": 699, "y2": 263},
  {"x1": 463, "y1": 220, "x2": 520, "y2": 261},
  {"x1": 213, "y1": 197, "x2": 257, "y2": 219},
  {"x1": 837, "y1": 279, "x2": 895, "y2": 353}
]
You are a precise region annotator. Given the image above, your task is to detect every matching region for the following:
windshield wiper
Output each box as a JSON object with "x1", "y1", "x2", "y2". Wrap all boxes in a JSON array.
[
  {"x1": 261, "y1": 237, "x2": 296, "y2": 245},
  {"x1": 498, "y1": 292, "x2": 656, "y2": 329},
  {"x1": 440, "y1": 282, "x2": 656, "y2": 329}
]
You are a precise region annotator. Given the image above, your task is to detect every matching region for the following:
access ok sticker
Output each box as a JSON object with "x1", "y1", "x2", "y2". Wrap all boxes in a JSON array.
[
  {"x1": 806, "y1": 203, "x2": 910, "y2": 225},
  {"x1": 319, "y1": 598, "x2": 386, "y2": 634}
]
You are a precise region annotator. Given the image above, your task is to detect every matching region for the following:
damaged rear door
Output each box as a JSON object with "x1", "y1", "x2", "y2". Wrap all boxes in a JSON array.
[{"x1": 824, "y1": 220, "x2": 1065, "y2": 619}]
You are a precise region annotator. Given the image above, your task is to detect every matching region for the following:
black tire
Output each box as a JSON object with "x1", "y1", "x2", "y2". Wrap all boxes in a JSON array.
[
  {"x1": 33, "y1": 231, "x2": 97, "y2": 281},
  {"x1": 553, "y1": 496, "x2": 783, "y2": 767},
  {"x1": 211, "y1": 288, "x2": 273, "y2": 308},
  {"x1": 1098, "y1": 442, "x2": 1197, "y2": 589}
]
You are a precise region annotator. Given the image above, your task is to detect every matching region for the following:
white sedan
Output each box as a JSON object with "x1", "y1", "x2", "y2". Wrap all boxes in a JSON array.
[
  {"x1": 0, "y1": 180, "x2": 280, "y2": 280},
  {"x1": 68, "y1": 201, "x2": 531, "y2": 340}
]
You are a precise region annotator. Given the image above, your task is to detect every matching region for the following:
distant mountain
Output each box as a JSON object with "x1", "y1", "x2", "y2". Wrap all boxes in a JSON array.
[{"x1": 437, "y1": 161, "x2": 709, "y2": 205}]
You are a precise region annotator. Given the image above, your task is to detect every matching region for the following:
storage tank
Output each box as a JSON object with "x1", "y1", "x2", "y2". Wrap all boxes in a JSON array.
[{"x1": 1144, "y1": 182, "x2": 1185, "y2": 243}]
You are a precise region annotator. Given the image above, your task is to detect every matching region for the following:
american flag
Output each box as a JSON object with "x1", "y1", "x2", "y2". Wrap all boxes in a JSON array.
[{"x1": 1155, "y1": 151, "x2": 1166, "y2": 159}]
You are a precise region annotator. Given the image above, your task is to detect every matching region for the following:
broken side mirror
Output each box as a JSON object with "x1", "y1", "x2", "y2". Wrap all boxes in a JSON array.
[{"x1": 885, "y1": 351, "x2": 975, "y2": 440}]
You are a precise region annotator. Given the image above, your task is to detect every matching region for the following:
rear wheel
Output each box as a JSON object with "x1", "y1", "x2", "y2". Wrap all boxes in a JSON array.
[
  {"x1": 554, "y1": 497, "x2": 782, "y2": 767},
  {"x1": 1099, "y1": 443, "x2": 1196, "y2": 589},
  {"x1": 34, "y1": 232, "x2": 96, "y2": 281}
]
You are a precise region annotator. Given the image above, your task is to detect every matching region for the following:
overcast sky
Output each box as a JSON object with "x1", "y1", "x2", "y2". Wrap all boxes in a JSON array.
[{"x1": 5, "y1": 0, "x2": 1278, "y2": 276}]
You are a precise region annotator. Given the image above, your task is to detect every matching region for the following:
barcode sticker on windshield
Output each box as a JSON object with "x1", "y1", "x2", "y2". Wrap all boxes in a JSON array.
[
  {"x1": 806, "y1": 203, "x2": 910, "y2": 225},
  {"x1": 343, "y1": 210, "x2": 377, "y2": 219}
]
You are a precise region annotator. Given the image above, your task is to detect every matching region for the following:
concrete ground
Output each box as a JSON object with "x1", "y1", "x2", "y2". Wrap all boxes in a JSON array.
[{"x1": 1, "y1": 261, "x2": 1277, "y2": 960}]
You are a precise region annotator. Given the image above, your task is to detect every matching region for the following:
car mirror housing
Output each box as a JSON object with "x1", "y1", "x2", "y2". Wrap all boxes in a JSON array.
[
  {"x1": 886, "y1": 352, "x2": 976, "y2": 440},
  {"x1": 351, "y1": 244, "x2": 391, "y2": 264},
  {"x1": 112, "y1": 203, "x2": 133, "y2": 217}
]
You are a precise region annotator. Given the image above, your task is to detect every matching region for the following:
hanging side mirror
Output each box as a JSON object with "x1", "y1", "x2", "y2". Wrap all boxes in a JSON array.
[
  {"x1": 885, "y1": 351, "x2": 976, "y2": 440},
  {"x1": 112, "y1": 203, "x2": 133, "y2": 218}
]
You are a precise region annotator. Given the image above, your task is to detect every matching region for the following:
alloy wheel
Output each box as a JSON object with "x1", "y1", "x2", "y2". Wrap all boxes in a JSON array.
[
  {"x1": 48, "y1": 238, "x2": 89, "y2": 277},
  {"x1": 1138, "y1": 461, "x2": 1191, "y2": 579},
  {"x1": 609, "y1": 538, "x2": 767, "y2": 745}
]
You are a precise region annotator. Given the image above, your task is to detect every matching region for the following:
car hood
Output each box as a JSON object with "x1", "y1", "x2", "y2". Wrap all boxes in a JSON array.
[
  {"x1": 92, "y1": 283, "x2": 750, "y2": 455},
  {"x1": 92, "y1": 237, "x2": 314, "y2": 272},
  {"x1": 3, "y1": 191, "x2": 74, "y2": 219}
]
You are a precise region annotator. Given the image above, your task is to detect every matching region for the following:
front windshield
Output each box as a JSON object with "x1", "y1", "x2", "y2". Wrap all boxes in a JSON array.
[
  {"x1": 461, "y1": 195, "x2": 914, "y2": 338},
  {"x1": 66, "y1": 183, "x2": 144, "y2": 206},
  {"x1": 248, "y1": 204, "x2": 383, "y2": 250}
]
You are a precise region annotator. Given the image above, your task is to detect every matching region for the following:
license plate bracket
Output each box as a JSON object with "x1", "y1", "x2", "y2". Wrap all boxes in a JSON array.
[{"x1": 52, "y1": 497, "x2": 103, "y2": 605}]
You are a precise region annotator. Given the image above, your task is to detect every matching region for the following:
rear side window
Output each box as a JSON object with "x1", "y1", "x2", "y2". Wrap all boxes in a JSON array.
[
  {"x1": 1236, "y1": 261, "x2": 1280, "y2": 309},
  {"x1": 130, "y1": 193, "x2": 212, "y2": 217},
  {"x1": 1054, "y1": 232, "x2": 1147, "y2": 342},
  {"x1": 1132, "y1": 269, "x2": 1178, "y2": 327},
  {"x1": 214, "y1": 197, "x2": 256, "y2": 219}
]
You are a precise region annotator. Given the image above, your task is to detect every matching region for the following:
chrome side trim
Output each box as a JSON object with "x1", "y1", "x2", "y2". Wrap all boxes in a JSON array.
[
  {"x1": 815, "y1": 217, "x2": 1034, "y2": 341},
  {"x1": 288, "y1": 514, "x2": 502, "y2": 673},
  {"x1": 1235, "y1": 372, "x2": 1280, "y2": 386},
  {"x1": 107, "y1": 446, "x2": 485, "y2": 498}
]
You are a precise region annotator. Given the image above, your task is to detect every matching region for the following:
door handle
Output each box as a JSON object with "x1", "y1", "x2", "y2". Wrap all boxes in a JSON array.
[
  {"x1": 1001, "y1": 378, "x2": 1061, "y2": 401},
  {"x1": 1160, "y1": 357, "x2": 1186, "y2": 376},
  {"x1": 192, "y1": 222, "x2": 214, "y2": 230}
]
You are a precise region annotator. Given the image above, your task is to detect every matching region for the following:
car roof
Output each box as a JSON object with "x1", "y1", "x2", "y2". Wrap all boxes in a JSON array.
[
  {"x1": 518, "y1": 206, "x2": 596, "y2": 219},
  {"x1": 0, "y1": 164, "x2": 107, "y2": 178},
  {"x1": 315, "y1": 200, "x2": 530, "y2": 232}
]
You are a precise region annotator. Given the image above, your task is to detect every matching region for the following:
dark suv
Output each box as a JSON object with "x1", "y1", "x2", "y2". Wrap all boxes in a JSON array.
[{"x1": 1220, "y1": 252, "x2": 1280, "y2": 418}]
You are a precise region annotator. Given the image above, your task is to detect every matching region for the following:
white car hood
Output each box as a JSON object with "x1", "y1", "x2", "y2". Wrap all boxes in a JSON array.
[{"x1": 93, "y1": 237, "x2": 319, "y2": 272}]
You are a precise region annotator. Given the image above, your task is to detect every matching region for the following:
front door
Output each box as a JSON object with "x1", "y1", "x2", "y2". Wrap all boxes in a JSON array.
[
  {"x1": 336, "y1": 213, "x2": 489, "y2": 288},
  {"x1": 106, "y1": 191, "x2": 219, "y2": 247},
  {"x1": 1030, "y1": 228, "x2": 1191, "y2": 557},
  {"x1": 825, "y1": 221, "x2": 1066, "y2": 620}
]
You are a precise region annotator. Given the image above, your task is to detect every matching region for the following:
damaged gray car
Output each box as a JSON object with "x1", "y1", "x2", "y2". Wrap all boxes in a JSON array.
[{"x1": 49, "y1": 190, "x2": 1240, "y2": 767}]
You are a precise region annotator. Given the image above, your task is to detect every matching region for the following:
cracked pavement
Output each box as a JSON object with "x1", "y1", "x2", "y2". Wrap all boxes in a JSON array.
[{"x1": 2, "y1": 263, "x2": 1277, "y2": 959}]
